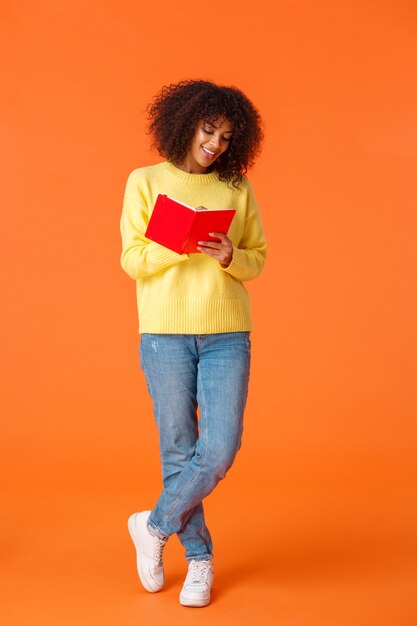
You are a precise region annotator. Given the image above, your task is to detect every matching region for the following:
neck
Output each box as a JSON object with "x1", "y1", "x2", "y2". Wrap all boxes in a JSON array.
[{"x1": 174, "y1": 158, "x2": 211, "y2": 175}]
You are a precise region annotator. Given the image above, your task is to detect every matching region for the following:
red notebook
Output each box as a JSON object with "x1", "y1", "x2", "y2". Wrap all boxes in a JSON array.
[{"x1": 145, "y1": 194, "x2": 236, "y2": 254}]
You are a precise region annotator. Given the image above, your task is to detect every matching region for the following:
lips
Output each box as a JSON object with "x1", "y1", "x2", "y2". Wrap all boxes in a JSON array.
[{"x1": 201, "y1": 146, "x2": 218, "y2": 160}]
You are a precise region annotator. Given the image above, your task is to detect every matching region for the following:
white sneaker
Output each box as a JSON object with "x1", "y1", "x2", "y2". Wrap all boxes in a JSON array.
[
  {"x1": 179, "y1": 559, "x2": 214, "y2": 607},
  {"x1": 127, "y1": 511, "x2": 168, "y2": 593}
]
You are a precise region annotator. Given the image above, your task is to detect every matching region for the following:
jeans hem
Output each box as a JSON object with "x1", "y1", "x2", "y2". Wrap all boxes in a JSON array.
[
  {"x1": 147, "y1": 520, "x2": 169, "y2": 541},
  {"x1": 186, "y1": 554, "x2": 214, "y2": 563}
]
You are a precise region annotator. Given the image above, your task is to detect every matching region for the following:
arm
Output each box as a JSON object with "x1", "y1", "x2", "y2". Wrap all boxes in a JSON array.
[{"x1": 120, "y1": 171, "x2": 189, "y2": 280}]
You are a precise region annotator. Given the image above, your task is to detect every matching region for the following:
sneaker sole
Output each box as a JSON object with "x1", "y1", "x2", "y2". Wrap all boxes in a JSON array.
[
  {"x1": 179, "y1": 592, "x2": 211, "y2": 608},
  {"x1": 127, "y1": 513, "x2": 163, "y2": 593}
]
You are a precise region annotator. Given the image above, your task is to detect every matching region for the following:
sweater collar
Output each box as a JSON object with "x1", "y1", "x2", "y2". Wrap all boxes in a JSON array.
[{"x1": 163, "y1": 160, "x2": 219, "y2": 184}]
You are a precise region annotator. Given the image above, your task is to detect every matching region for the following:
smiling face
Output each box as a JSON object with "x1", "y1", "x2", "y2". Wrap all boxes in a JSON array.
[{"x1": 180, "y1": 116, "x2": 233, "y2": 174}]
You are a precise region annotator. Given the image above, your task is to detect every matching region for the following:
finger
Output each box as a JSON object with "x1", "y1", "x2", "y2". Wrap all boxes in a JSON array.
[
  {"x1": 197, "y1": 246, "x2": 219, "y2": 257},
  {"x1": 197, "y1": 248, "x2": 220, "y2": 257},
  {"x1": 209, "y1": 232, "x2": 227, "y2": 240},
  {"x1": 198, "y1": 248, "x2": 231, "y2": 266},
  {"x1": 198, "y1": 240, "x2": 222, "y2": 249}
]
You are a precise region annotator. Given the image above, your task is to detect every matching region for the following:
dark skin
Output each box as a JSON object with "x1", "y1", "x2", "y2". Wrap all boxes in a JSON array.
[{"x1": 197, "y1": 232, "x2": 233, "y2": 268}]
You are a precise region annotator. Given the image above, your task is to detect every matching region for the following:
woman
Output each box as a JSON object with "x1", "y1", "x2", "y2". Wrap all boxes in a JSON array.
[{"x1": 120, "y1": 79, "x2": 267, "y2": 608}]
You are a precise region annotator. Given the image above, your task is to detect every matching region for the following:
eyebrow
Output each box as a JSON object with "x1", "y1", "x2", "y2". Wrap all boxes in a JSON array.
[{"x1": 205, "y1": 121, "x2": 233, "y2": 134}]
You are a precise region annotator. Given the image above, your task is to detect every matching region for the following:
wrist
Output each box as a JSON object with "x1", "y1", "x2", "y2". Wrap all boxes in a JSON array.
[{"x1": 220, "y1": 250, "x2": 233, "y2": 268}]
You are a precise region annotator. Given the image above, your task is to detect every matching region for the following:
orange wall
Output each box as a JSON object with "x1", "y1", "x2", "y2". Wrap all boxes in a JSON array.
[{"x1": 1, "y1": 0, "x2": 416, "y2": 556}]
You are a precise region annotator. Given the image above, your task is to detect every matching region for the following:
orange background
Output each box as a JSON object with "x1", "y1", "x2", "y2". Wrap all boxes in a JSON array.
[{"x1": 1, "y1": 1, "x2": 416, "y2": 624}]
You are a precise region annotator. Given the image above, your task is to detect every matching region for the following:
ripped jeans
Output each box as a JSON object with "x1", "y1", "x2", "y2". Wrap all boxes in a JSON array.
[{"x1": 139, "y1": 332, "x2": 251, "y2": 562}]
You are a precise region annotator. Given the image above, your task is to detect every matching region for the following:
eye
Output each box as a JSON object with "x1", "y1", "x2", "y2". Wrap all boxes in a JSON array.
[{"x1": 203, "y1": 128, "x2": 232, "y2": 141}]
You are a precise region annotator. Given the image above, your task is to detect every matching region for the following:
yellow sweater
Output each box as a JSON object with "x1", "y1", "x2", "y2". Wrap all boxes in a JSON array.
[{"x1": 120, "y1": 161, "x2": 267, "y2": 334}]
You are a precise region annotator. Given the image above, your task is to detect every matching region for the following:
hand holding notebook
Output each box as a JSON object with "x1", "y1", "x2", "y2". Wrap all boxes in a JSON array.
[{"x1": 145, "y1": 194, "x2": 236, "y2": 254}]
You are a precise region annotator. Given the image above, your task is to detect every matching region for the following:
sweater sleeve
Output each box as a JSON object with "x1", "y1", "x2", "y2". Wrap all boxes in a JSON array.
[
  {"x1": 221, "y1": 181, "x2": 267, "y2": 282},
  {"x1": 120, "y1": 171, "x2": 189, "y2": 280}
]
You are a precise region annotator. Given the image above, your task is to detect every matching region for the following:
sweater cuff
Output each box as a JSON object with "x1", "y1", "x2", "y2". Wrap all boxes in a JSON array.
[{"x1": 220, "y1": 247, "x2": 249, "y2": 281}]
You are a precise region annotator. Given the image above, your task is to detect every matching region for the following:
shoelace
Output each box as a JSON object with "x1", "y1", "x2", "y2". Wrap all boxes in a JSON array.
[
  {"x1": 153, "y1": 535, "x2": 167, "y2": 566},
  {"x1": 189, "y1": 560, "x2": 211, "y2": 584}
]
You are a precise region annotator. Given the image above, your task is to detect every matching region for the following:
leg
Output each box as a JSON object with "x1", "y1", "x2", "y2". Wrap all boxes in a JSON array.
[
  {"x1": 139, "y1": 334, "x2": 213, "y2": 560},
  {"x1": 147, "y1": 332, "x2": 251, "y2": 558}
]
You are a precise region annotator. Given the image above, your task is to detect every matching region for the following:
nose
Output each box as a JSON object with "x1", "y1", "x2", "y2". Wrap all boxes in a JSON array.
[{"x1": 208, "y1": 135, "x2": 220, "y2": 150}]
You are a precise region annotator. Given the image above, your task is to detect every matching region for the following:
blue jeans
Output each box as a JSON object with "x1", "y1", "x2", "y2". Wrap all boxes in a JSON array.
[{"x1": 139, "y1": 332, "x2": 251, "y2": 562}]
